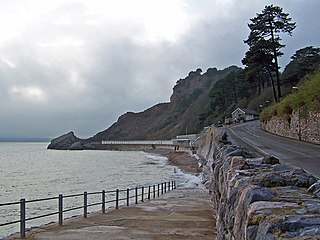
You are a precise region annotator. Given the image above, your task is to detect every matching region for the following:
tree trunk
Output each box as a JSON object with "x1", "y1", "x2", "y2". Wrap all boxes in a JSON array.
[
  {"x1": 270, "y1": 28, "x2": 281, "y2": 100},
  {"x1": 267, "y1": 68, "x2": 278, "y2": 103}
]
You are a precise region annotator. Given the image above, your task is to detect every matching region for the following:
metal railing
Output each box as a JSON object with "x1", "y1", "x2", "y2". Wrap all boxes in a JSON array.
[{"x1": 0, "y1": 180, "x2": 176, "y2": 238}]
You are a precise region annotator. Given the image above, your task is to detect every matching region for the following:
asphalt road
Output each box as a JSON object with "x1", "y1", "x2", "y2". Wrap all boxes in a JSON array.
[{"x1": 228, "y1": 120, "x2": 320, "y2": 178}]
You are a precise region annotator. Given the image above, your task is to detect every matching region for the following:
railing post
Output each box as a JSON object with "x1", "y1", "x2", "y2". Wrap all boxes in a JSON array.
[
  {"x1": 84, "y1": 192, "x2": 88, "y2": 218},
  {"x1": 135, "y1": 187, "x2": 138, "y2": 204},
  {"x1": 153, "y1": 185, "x2": 156, "y2": 198},
  {"x1": 168, "y1": 181, "x2": 170, "y2": 191},
  {"x1": 164, "y1": 182, "x2": 167, "y2": 193},
  {"x1": 59, "y1": 194, "x2": 63, "y2": 225},
  {"x1": 141, "y1": 187, "x2": 144, "y2": 202},
  {"x1": 116, "y1": 189, "x2": 119, "y2": 209},
  {"x1": 102, "y1": 190, "x2": 106, "y2": 214},
  {"x1": 127, "y1": 188, "x2": 130, "y2": 206},
  {"x1": 157, "y1": 184, "x2": 160, "y2": 196},
  {"x1": 20, "y1": 198, "x2": 26, "y2": 239},
  {"x1": 148, "y1": 185, "x2": 151, "y2": 200},
  {"x1": 161, "y1": 183, "x2": 163, "y2": 195}
]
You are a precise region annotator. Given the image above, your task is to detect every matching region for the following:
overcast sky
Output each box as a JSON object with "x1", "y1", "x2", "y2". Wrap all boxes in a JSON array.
[{"x1": 0, "y1": 0, "x2": 319, "y2": 139}]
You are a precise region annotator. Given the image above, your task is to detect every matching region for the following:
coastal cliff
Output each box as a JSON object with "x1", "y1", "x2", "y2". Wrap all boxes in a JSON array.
[
  {"x1": 89, "y1": 66, "x2": 239, "y2": 141},
  {"x1": 197, "y1": 127, "x2": 320, "y2": 239},
  {"x1": 48, "y1": 66, "x2": 239, "y2": 150}
]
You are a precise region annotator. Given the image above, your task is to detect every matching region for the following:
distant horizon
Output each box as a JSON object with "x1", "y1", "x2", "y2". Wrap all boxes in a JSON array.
[{"x1": 0, "y1": 137, "x2": 51, "y2": 143}]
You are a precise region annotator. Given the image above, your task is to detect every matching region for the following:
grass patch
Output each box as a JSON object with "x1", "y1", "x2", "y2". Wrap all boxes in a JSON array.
[{"x1": 260, "y1": 70, "x2": 320, "y2": 122}]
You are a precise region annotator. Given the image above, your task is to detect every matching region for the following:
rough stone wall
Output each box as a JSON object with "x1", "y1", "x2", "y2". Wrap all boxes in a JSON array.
[
  {"x1": 263, "y1": 110, "x2": 320, "y2": 145},
  {"x1": 197, "y1": 128, "x2": 320, "y2": 240}
]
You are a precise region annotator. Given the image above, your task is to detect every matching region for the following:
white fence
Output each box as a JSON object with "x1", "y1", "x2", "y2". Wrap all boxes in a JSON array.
[{"x1": 101, "y1": 140, "x2": 173, "y2": 145}]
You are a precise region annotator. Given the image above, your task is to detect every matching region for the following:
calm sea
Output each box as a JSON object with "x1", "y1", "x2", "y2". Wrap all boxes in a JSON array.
[{"x1": 0, "y1": 142, "x2": 199, "y2": 238}]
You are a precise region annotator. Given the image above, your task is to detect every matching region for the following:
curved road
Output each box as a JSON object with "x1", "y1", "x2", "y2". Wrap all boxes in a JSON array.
[{"x1": 228, "y1": 120, "x2": 320, "y2": 178}]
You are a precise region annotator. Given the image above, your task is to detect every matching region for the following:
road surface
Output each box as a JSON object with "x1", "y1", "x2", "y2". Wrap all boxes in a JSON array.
[{"x1": 228, "y1": 120, "x2": 320, "y2": 178}]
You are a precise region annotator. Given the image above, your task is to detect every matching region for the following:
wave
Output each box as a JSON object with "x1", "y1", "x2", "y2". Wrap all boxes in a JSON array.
[
  {"x1": 174, "y1": 168, "x2": 202, "y2": 188},
  {"x1": 142, "y1": 151, "x2": 203, "y2": 189},
  {"x1": 142, "y1": 152, "x2": 168, "y2": 167}
]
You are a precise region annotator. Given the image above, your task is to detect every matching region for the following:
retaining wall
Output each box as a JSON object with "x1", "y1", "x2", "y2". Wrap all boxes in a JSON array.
[
  {"x1": 197, "y1": 128, "x2": 320, "y2": 239},
  {"x1": 262, "y1": 110, "x2": 320, "y2": 145}
]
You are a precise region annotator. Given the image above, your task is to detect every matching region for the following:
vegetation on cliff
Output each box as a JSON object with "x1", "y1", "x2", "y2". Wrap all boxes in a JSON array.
[
  {"x1": 206, "y1": 69, "x2": 249, "y2": 123},
  {"x1": 260, "y1": 68, "x2": 320, "y2": 122}
]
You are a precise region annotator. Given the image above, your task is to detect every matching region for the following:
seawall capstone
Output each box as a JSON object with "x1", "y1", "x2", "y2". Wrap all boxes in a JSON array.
[{"x1": 197, "y1": 127, "x2": 320, "y2": 240}]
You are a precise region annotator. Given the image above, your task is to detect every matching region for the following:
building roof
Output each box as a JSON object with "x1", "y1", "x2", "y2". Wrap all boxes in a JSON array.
[{"x1": 231, "y1": 108, "x2": 259, "y2": 116}]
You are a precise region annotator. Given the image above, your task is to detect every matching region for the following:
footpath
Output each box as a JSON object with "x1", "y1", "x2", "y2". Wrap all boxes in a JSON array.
[{"x1": 16, "y1": 188, "x2": 216, "y2": 240}]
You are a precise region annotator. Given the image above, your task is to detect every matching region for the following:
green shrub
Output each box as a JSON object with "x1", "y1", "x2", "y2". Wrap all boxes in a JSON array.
[
  {"x1": 260, "y1": 105, "x2": 277, "y2": 122},
  {"x1": 260, "y1": 69, "x2": 320, "y2": 122},
  {"x1": 277, "y1": 97, "x2": 293, "y2": 117}
]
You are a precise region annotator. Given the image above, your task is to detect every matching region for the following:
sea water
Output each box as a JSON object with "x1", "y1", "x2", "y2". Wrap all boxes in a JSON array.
[{"x1": 0, "y1": 142, "x2": 199, "y2": 238}]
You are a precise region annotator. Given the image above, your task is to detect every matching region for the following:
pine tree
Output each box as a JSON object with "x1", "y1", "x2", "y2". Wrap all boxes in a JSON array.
[{"x1": 243, "y1": 5, "x2": 296, "y2": 102}]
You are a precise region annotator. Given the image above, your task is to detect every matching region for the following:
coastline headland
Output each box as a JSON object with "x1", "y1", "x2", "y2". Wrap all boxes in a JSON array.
[{"x1": 47, "y1": 132, "x2": 179, "y2": 151}]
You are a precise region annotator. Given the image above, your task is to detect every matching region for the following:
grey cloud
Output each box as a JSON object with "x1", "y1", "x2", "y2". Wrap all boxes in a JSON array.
[{"x1": 0, "y1": 0, "x2": 319, "y2": 139}]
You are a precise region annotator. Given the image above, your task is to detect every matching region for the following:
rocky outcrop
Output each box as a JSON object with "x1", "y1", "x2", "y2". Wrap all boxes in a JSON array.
[
  {"x1": 47, "y1": 132, "x2": 80, "y2": 150},
  {"x1": 47, "y1": 132, "x2": 95, "y2": 150},
  {"x1": 197, "y1": 127, "x2": 320, "y2": 239},
  {"x1": 263, "y1": 110, "x2": 320, "y2": 145}
]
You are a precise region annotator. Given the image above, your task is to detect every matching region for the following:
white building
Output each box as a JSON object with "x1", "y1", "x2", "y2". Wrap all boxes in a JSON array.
[
  {"x1": 231, "y1": 108, "x2": 259, "y2": 122},
  {"x1": 172, "y1": 134, "x2": 200, "y2": 149}
]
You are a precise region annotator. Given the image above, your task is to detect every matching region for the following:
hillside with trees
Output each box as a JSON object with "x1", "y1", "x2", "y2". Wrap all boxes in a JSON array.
[
  {"x1": 202, "y1": 45, "x2": 320, "y2": 125},
  {"x1": 48, "y1": 4, "x2": 320, "y2": 149},
  {"x1": 202, "y1": 5, "x2": 319, "y2": 126}
]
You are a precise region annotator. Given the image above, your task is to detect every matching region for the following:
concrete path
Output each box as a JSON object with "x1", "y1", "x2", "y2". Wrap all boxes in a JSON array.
[{"x1": 21, "y1": 188, "x2": 216, "y2": 240}]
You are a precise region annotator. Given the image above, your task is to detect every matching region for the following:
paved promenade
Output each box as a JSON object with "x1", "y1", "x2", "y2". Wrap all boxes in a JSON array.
[{"x1": 19, "y1": 188, "x2": 216, "y2": 240}]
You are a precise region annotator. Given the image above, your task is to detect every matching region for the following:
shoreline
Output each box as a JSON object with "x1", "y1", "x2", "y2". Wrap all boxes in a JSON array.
[
  {"x1": 145, "y1": 148, "x2": 202, "y2": 176},
  {"x1": 4, "y1": 148, "x2": 203, "y2": 239}
]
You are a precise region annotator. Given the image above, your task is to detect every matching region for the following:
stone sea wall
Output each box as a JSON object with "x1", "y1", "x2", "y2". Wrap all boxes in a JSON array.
[
  {"x1": 262, "y1": 110, "x2": 320, "y2": 145},
  {"x1": 197, "y1": 127, "x2": 320, "y2": 240}
]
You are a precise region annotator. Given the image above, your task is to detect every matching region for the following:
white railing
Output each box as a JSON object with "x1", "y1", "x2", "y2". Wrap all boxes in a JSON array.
[{"x1": 101, "y1": 140, "x2": 173, "y2": 145}]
